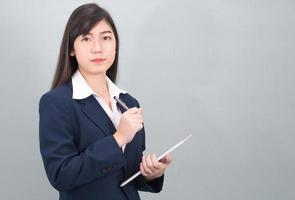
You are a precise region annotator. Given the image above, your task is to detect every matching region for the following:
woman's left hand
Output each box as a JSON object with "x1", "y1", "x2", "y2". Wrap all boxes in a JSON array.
[{"x1": 140, "y1": 154, "x2": 173, "y2": 182}]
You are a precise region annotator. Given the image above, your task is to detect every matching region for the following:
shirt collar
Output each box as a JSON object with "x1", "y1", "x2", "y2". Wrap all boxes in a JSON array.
[{"x1": 71, "y1": 69, "x2": 127, "y2": 100}]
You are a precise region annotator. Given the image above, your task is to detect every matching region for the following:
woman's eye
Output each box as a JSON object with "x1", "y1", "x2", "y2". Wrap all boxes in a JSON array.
[
  {"x1": 103, "y1": 36, "x2": 112, "y2": 40},
  {"x1": 82, "y1": 37, "x2": 91, "y2": 42}
]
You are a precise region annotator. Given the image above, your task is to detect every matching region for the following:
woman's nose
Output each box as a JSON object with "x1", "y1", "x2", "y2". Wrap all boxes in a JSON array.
[{"x1": 91, "y1": 40, "x2": 103, "y2": 54}]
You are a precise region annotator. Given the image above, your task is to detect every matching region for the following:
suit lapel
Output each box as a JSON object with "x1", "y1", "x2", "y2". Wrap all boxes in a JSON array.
[
  {"x1": 80, "y1": 95, "x2": 117, "y2": 137},
  {"x1": 68, "y1": 77, "x2": 116, "y2": 137}
]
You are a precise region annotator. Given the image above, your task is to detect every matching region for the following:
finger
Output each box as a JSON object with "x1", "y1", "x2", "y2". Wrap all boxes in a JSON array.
[
  {"x1": 134, "y1": 119, "x2": 144, "y2": 125},
  {"x1": 150, "y1": 154, "x2": 166, "y2": 176},
  {"x1": 132, "y1": 120, "x2": 143, "y2": 128},
  {"x1": 133, "y1": 114, "x2": 143, "y2": 122},
  {"x1": 152, "y1": 155, "x2": 167, "y2": 170},
  {"x1": 137, "y1": 108, "x2": 143, "y2": 114},
  {"x1": 146, "y1": 154, "x2": 157, "y2": 173},
  {"x1": 140, "y1": 163, "x2": 148, "y2": 176},
  {"x1": 137, "y1": 124, "x2": 144, "y2": 131},
  {"x1": 132, "y1": 115, "x2": 143, "y2": 122},
  {"x1": 126, "y1": 114, "x2": 143, "y2": 123},
  {"x1": 166, "y1": 154, "x2": 173, "y2": 163},
  {"x1": 130, "y1": 111, "x2": 143, "y2": 119},
  {"x1": 127, "y1": 107, "x2": 139, "y2": 114},
  {"x1": 151, "y1": 154, "x2": 161, "y2": 170},
  {"x1": 160, "y1": 154, "x2": 173, "y2": 165},
  {"x1": 142, "y1": 156, "x2": 153, "y2": 175}
]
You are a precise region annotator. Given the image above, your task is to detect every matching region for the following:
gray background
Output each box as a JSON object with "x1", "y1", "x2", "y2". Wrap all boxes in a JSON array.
[{"x1": 0, "y1": 0, "x2": 294, "y2": 199}]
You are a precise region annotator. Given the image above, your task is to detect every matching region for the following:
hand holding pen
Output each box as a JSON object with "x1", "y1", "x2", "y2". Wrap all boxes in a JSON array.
[{"x1": 113, "y1": 97, "x2": 144, "y2": 147}]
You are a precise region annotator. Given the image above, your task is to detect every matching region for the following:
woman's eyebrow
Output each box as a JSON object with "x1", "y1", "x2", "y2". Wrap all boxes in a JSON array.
[
  {"x1": 100, "y1": 30, "x2": 113, "y2": 34},
  {"x1": 87, "y1": 30, "x2": 113, "y2": 36}
]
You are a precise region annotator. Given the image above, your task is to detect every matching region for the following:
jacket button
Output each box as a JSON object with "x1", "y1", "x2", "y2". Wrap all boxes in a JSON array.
[{"x1": 107, "y1": 166, "x2": 113, "y2": 171}]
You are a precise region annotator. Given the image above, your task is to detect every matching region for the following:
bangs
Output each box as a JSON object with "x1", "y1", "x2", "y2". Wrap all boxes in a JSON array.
[
  {"x1": 79, "y1": 15, "x2": 107, "y2": 36},
  {"x1": 70, "y1": 13, "x2": 109, "y2": 40}
]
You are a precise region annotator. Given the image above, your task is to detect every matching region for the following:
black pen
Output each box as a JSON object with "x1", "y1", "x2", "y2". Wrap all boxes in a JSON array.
[{"x1": 114, "y1": 96, "x2": 129, "y2": 110}]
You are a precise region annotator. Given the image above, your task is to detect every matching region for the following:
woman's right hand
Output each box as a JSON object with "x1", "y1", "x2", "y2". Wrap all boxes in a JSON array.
[{"x1": 113, "y1": 107, "x2": 143, "y2": 147}]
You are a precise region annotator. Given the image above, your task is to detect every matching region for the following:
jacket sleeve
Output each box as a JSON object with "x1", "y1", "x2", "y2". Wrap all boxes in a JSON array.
[
  {"x1": 39, "y1": 93, "x2": 126, "y2": 191},
  {"x1": 132, "y1": 100, "x2": 164, "y2": 193}
]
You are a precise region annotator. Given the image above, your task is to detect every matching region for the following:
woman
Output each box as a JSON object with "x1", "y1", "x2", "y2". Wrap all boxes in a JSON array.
[{"x1": 39, "y1": 3, "x2": 172, "y2": 200}]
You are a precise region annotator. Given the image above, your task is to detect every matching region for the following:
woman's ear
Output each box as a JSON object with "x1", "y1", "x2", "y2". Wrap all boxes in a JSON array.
[{"x1": 70, "y1": 50, "x2": 75, "y2": 56}]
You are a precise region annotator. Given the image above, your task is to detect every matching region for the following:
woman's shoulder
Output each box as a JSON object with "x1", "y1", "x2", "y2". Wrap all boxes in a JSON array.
[
  {"x1": 39, "y1": 81, "x2": 73, "y2": 106},
  {"x1": 38, "y1": 81, "x2": 75, "y2": 122}
]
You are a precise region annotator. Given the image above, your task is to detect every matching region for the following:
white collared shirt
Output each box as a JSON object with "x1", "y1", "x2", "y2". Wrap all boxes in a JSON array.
[{"x1": 71, "y1": 69, "x2": 127, "y2": 152}]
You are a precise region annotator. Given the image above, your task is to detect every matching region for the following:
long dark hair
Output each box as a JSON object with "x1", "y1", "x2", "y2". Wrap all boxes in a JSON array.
[{"x1": 51, "y1": 3, "x2": 119, "y2": 90}]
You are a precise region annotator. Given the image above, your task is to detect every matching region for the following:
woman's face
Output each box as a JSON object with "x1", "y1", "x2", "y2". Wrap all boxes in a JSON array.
[{"x1": 71, "y1": 19, "x2": 116, "y2": 76}]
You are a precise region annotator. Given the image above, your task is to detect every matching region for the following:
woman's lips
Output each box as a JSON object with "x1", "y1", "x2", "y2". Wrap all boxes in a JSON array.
[{"x1": 90, "y1": 58, "x2": 106, "y2": 64}]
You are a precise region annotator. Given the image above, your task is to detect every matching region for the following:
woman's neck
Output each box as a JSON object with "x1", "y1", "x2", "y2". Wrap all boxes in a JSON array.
[{"x1": 79, "y1": 70, "x2": 109, "y2": 98}]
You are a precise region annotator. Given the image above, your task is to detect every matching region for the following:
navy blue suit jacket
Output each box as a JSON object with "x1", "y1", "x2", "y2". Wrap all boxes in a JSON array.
[{"x1": 39, "y1": 81, "x2": 164, "y2": 200}]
